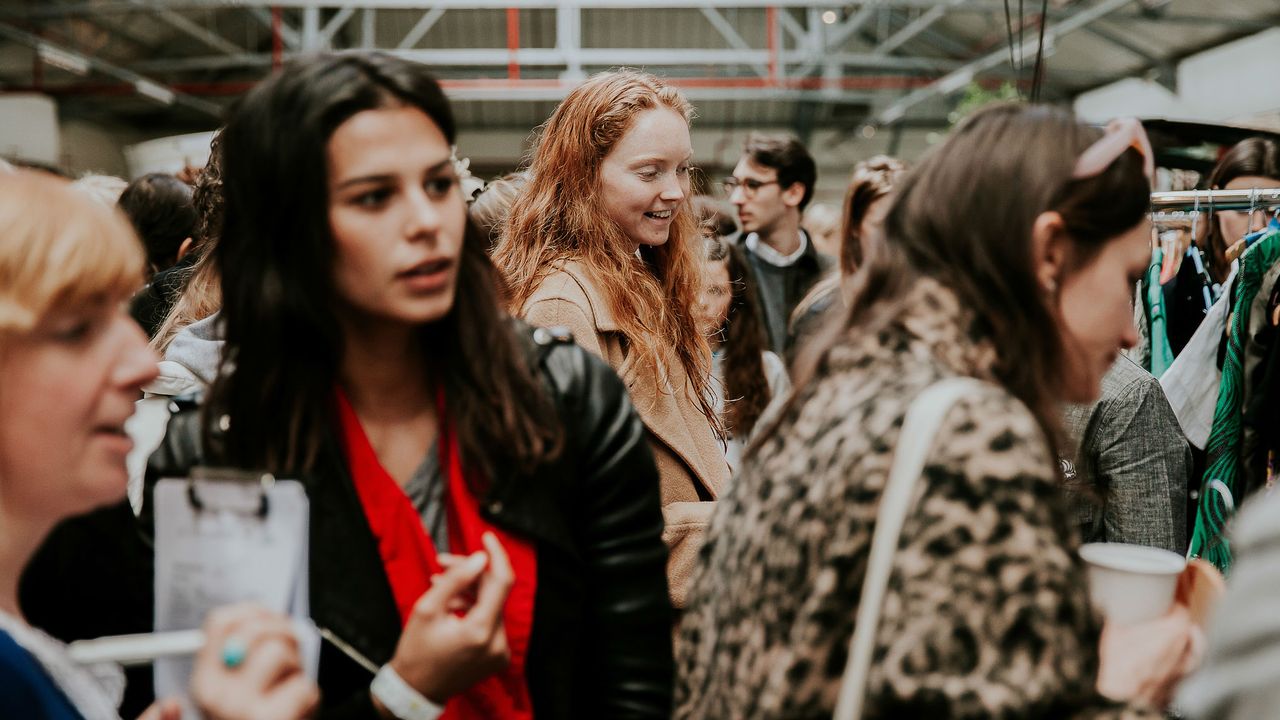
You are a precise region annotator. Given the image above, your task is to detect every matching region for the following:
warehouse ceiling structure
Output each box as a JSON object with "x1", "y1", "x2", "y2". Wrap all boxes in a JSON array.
[{"x1": 1, "y1": 0, "x2": 1278, "y2": 144}]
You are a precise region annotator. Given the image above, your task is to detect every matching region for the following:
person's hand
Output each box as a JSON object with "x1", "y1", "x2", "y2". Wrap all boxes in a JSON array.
[
  {"x1": 190, "y1": 604, "x2": 320, "y2": 720},
  {"x1": 1097, "y1": 602, "x2": 1203, "y2": 709},
  {"x1": 136, "y1": 699, "x2": 181, "y2": 720},
  {"x1": 381, "y1": 532, "x2": 514, "y2": 708}
]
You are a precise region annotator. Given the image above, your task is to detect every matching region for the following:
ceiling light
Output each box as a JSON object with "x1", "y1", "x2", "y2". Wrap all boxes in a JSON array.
[
  {"x1": 37, "y1": 43, "x2": 90, "y2": 76},
  {"x1": 134, "y1": 79, "x2": 176, "y2": 106},
  {"x1": 822, "y1": 10, "x2": 838, "y2": 24}
]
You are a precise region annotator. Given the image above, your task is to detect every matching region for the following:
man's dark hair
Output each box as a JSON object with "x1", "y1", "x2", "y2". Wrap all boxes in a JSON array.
[
  {"x1": 118, "y1": 173, "x2": 196, "y2": 275},
  {"x1": 743, "y1": 132, "x2": 817, "y2": 210}
]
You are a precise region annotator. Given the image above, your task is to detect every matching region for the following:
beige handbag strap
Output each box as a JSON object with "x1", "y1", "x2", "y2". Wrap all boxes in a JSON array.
[{"x1": 833, "y1": 377, "x2": 987, "y2": 720}]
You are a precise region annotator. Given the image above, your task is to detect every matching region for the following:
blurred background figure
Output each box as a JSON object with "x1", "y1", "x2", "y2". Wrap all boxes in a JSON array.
[
  {"x1": 789, "y1": 155, "x2": 906, "y2": 356},
  {"x1": 692, "y1": 195, "x2": 739, "y2": 239},
  {"x1": 70, "y1": 173, "x2": 128, "y2": 206},
  {"x1": 0, "y1": 169, "x2": 317, "y2": 720},
  {"x1": 131, "y1": 134, "x2": 224, "y2": 343},
  {"x1": 118, "y1": 173, "x2": 197, "y2": 281},
  {"x1": 1061, "y1": 355, "x2": 1191, "y2": 555},
  {"x1": 725, "y1": 132, "x2": 831, "y2": 356},
  {"x1": 699, "y1": 235, "x2": 789, "y2": 473},
  {"x1": 802, "y1": 202, "x2": 841, "y2": 258},
  {"x1": 468, "y1": 170, "x2": 529, "y2": 250}
]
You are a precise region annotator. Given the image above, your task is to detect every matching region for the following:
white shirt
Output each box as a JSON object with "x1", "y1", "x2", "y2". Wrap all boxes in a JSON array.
[
  {"x1": 1160, "y1": 266, "x2": 1237, "y2": 449},
  {"x1": 744, "y1": 230, "x2": 808, "y2": 267},
  {"x1": 0, "y1": 609, "x2": 124, "y2": 720}
]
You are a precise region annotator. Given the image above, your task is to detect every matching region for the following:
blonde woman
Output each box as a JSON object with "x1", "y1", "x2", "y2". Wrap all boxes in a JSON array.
[
  {"x1": 494, "y1": 70, "x2": 728, "y2": 607},
  {"x1": 0, "y1": 170, "x2": 317, "y2": 720}
]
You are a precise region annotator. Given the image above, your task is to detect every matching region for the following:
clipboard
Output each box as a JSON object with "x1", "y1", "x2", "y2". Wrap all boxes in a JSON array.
[{"x1": 152, "y1": 468, "x2": 317, "y2": 717}]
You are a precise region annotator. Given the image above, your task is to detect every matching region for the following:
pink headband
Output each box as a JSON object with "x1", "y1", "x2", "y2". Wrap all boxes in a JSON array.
[{"x1": 1071, "y1": 118, "x2": 1155, "y2": 184}]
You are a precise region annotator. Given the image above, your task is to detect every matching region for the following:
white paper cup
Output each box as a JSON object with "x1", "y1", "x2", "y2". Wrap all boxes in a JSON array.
[{"x1": 1079, "y1": 542, "x2": 1185, "y2": 626}]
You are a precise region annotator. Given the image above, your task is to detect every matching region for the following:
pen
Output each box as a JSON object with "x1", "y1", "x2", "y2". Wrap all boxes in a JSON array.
[{"x1": 68, "y1": 630, "x2": 204, "y2": 667}]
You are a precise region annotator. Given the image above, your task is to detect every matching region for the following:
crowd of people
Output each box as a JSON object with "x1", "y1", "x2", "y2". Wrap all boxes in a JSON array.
[{"x1": 2, "y1": 50, "x2": 1280, "y2": 719}]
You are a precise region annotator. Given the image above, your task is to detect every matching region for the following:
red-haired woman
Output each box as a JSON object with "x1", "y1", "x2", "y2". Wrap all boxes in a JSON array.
[{"x1": 493, "y1": 70, "x2": 729, "y2": 608}]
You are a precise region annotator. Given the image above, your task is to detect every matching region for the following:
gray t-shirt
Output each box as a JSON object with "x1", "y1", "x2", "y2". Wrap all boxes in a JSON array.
[{"x1": 401, "y1": 441, "x2": 449, "y2": 553}]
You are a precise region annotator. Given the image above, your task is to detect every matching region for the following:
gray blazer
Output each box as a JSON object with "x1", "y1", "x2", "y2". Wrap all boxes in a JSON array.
[
  {"x1": 1178, "y1": 489, "x2": 1280, "y2": 719},
  {"x1": 1061, "y1": 355, "x2": 1191, "y2": 554}
]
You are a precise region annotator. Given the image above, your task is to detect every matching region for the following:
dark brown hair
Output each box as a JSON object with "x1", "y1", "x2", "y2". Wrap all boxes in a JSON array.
[
  {"x1": 211, "y1": 53, "x2": 559, "y2": 482},
  {"x1": 743, "y1": 132, "x2": 817, "y2": 211},
  {"x1": 776, "y1": 104, "x2": 1150, "y2": 453},
  {"x1": 117, "y1": 173, "x2": 196, "y2": 277},
  {"x1": 840, "y1": 155, "x2": 906, "y2": 276},
  {"x1": 1203, "y1": 137, "x2": 1280, "y2": 281},
  {"x1": 705, "y1": 234, "x2": 772, "y2": 438}
]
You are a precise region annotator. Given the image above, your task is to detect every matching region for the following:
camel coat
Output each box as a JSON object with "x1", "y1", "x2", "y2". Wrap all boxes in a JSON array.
[{"x1": 521, "y1": 261, "x2": 730, "y2": 607}]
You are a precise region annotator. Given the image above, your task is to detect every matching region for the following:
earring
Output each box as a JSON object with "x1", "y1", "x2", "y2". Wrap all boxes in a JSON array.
[{"x1": 1043, "y1": 277, "x2": 1058, "y2": 295}]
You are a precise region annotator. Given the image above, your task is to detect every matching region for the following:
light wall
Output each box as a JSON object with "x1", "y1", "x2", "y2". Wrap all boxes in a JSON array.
[
  {"x1": 1075, "y1": 27, "x2": 1280, "y2": 126},
  {"x1": 0, "y1": 94, "x2": 59, "y2": 165}
]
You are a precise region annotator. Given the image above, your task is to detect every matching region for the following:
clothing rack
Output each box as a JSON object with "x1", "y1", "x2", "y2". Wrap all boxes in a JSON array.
[{"x1": 1151, "y1": 188, "x2": 1280, "y2": 212}]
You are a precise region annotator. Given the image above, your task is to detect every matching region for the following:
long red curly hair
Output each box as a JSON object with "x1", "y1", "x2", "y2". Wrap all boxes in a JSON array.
[{"x1": 494, "y1": 69, "x2": 718, "y2": 431}]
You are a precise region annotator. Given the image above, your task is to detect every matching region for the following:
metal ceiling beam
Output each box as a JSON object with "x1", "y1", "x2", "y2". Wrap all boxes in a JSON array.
[
  {"x1": 318, "y1": 5, "x2": 357, "y2": 48},
  {"x1": 0, "y1": 21, "x2": 222, "y2": 117},
  {"x1": 776, "y1": 8, "x2": 808, "y2": 46},
  {"x1": 875, "y1": 0, "x2": 1138, "y2": 124},
  {"x1": 699, "y1": 7, "x2": 770, "y2": 78},
  {"x1": 396, "y1": 6, "x2": 446, "y2": 49},
  {"x1": 127, "y1": 0, "x2": 244, "y2": 55},
  {"x1": 0, "y1": 1, "x2": 1079, "y2": 15},
  {"x1": 2, "y1": 0, "x2": 1271, "y2": 28},
  {"x1": 360, "y1": 7, "x2": 375, "y2": 47},
  {"x1": 872, "y1": 0, "x2": 966, "y2": 56},
  {"x1": 129, "y1": 47, "x2": 963, "y2": 73},
  {"x1": 442, "y1": 84, "x2": 880, "y2": 102},
  {"x1": 1084, "y1": 22, "x2": 1175, "y2": 92},
  {"x1": 248, "y1": 7, "x2": 300, "y2": 50},
  {"x1": 556, "y1": 0, "x2": 583, "y2": 80}
]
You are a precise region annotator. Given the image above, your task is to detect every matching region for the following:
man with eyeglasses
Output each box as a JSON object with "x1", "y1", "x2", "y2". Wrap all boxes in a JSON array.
[{"x1": 723, "y1": 133, "x2": 832, "y2": 357}]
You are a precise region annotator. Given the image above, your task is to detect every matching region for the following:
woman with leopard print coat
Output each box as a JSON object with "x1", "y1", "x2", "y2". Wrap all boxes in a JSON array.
[{"x1": 675, "y1": 106, "x2": 1198, "y2": 718}]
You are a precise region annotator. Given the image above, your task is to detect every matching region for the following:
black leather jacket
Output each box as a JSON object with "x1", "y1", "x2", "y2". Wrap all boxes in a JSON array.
[{"x1": 21, "y1": 325, "x2": 674, "y2": 719}]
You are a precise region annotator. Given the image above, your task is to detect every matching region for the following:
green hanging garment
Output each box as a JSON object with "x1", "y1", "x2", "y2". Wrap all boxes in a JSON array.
[
  {"x1": 1145, "y1": 247, "x2": 1175, "y2": 378},
  {"x1": 1188, "y1": 226, "x2": 1280, "y2": 572}
]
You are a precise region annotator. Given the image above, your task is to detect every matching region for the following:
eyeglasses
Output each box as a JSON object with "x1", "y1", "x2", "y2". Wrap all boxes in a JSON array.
[{"x1": 722, "y1": 176, "x2": 779, "y2": 197}]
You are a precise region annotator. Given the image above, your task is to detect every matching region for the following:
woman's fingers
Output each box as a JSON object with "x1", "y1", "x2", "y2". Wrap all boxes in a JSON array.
[
  {"x1": 413, "y1": 551, "x2": 487, "y2": 617},
  {"x1": 466, "y1": 533, "x2": 515, "y2": 635},
  {"x1": 239, "y1": 635, "x2": 303, "y2": 691},
  {"x1": 136, "y1": 699, "x2": 182, "y2": 720},
  {"x1": 255, "y1": 672, "x2": 321, "y2": 720},
  {"x1": 437, "y1": 553, "x2": 466, "y2": 568}
]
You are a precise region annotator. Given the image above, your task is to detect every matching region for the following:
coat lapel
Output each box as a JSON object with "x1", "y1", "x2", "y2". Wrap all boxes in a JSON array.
[{"x1": 305, "y1": 438, "x2": 403, "y2": 667}]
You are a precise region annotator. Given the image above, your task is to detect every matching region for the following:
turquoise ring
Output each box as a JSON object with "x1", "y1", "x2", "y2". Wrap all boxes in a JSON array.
[{"x1": 221, "y1": 637, "x2": 248, "y2": 669}]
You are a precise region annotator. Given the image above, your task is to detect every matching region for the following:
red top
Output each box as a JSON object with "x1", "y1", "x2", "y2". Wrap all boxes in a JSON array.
[{"x1": 335, "y1": 389, "x2": 537, "y2": 719}]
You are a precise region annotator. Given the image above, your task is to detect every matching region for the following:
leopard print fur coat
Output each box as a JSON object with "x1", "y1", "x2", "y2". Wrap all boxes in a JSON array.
[{"x1": 675, "y1": 279, "x2": 1160, "y2": 719}]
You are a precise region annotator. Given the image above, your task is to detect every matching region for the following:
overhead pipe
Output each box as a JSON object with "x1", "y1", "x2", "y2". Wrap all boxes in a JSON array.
[
  {"x1": 2, "y1": 74, "x2": 956, "y2": 99},
  {"x1": 271, "y1": 5, "x2": 283, "y2": 70},
  {"x1": 765, "y1": 5, "x2": 778, "y2": 84},
  {"x1": 506, "y1": 7, "x2": 520, "y2": 80}
]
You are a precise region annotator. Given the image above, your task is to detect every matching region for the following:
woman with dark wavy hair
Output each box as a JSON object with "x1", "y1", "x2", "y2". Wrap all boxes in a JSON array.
[
  {"x1": 677, "y1": 105, "x2": 1199, "y2": 718},
  {"x1": 698, "y1": 235, "x2": 788, "y2": 472},
  {"x1": 22, "y1": 53, "x2": 674, "y2": 720}
]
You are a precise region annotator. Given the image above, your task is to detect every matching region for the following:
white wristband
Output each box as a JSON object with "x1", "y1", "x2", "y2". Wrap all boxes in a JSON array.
[{"x1": 371, "y1": 665, "x2": 445, "y2": 720}]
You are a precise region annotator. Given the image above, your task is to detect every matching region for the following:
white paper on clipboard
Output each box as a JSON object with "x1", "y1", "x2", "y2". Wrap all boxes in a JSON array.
[{"x1": 153, "y1": 474, "x2": 316, "y2": 718}]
